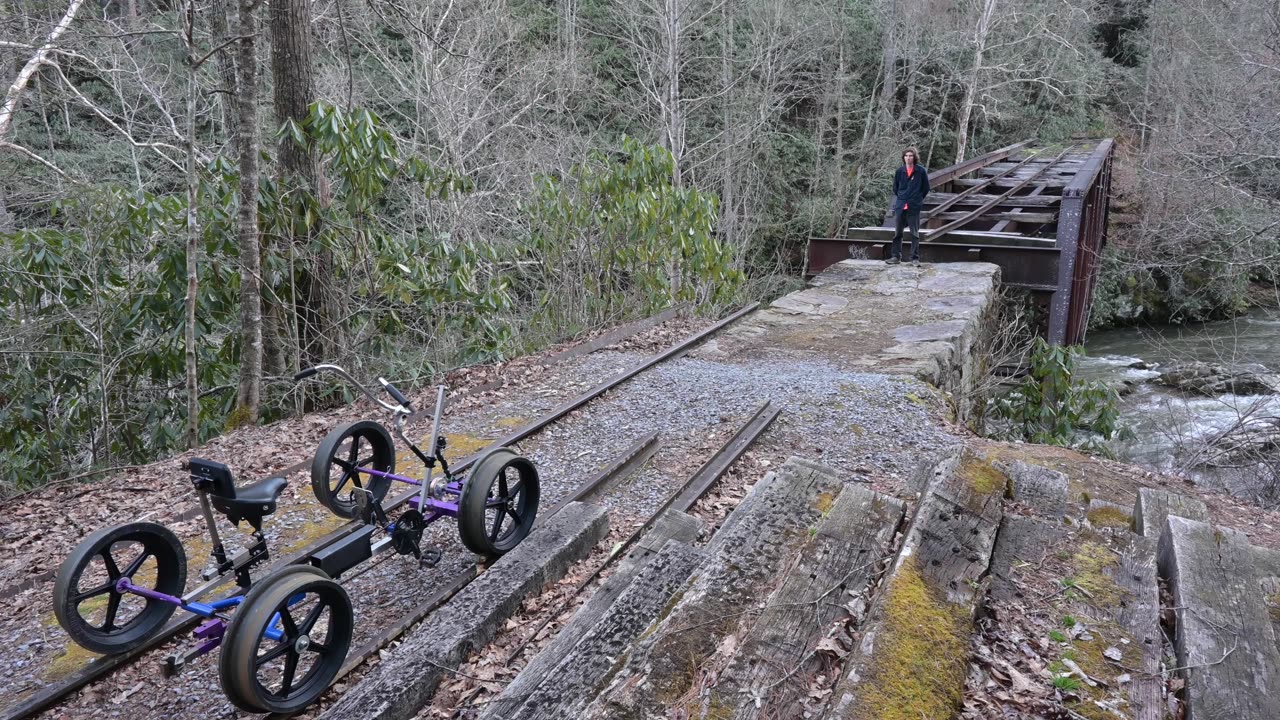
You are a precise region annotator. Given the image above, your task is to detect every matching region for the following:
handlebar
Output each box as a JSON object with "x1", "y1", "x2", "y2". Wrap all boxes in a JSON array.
[
  {"x1": 294, "y1": 363, "x2": 409, "y2": 414},
  {"x1": 379, "y1": 378, "x2": 412, "y2": 408}
]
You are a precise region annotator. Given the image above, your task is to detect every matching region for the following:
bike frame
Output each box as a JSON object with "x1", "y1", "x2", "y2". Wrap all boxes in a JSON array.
[{"x1": 305, "y1": 365, "x2": 506, "y2": 531}]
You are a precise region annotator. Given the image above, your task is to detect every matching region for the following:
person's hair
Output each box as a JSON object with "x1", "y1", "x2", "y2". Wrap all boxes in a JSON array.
[{"x1": 902, "y1": 147, "x2": 920, "y2": 163}]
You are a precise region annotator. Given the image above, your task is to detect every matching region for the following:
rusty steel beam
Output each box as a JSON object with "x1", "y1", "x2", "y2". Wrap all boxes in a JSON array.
[
  {"x1": 839, "y1": 240, "x2": 1059, "y2": 289},
  {"x1": 880, "y1": 139, "x2": 1035, "y2": 227},
  {"x1": 1049, "y1": 139, "x2": 1114, "y2": 345},
  {"x1": 922, "y1": 150, "x2": 1045, "y2": 221},
  {"x1": 989, "y1": 183, "x2": 1048, "y2": 233},
  {"x1": 928, "y1": 139, "x2": 1035, "y2": 188},
  {"x1": 925, "y1": 144, "x2": 1078, "y2": 243}
]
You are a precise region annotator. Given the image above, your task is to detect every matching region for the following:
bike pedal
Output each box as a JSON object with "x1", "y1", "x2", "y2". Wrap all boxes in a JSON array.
[
  {"x1": 162, "y1": 653, "x2": 186, "y2": 677},
  {"x1": 420, "y1": 548, "x2": 442, "y2": 568}
]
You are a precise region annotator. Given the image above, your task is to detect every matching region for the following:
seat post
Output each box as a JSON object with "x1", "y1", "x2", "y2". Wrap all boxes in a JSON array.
[{"x1": 197, "y1": 490, "x2": 229, "y2": 569}]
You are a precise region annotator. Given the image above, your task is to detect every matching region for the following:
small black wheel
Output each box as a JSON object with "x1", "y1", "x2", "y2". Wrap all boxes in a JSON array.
[
  {"x1": 391, "y1": 509, "x2": 425, "y2": 557},
  {"x1": 53, "y1": 521, "x2": 187, "y2": 654},
  {"x1": 311, "y1": 420, "x2": 396, "y2": 519},
  {"x1": 219, "y1": 566, "x2": 353, "y2": 714},
  {"x1": 458, "y1": 448, "x2": 540, "y2": 557}
]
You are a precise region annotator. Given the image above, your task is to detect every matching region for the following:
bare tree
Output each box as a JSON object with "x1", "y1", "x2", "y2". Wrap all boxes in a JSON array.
[
  {"x1": 271, "y1": 0, "x2": 341, "y2": 369},
  {"x1": 953, "y1": 0, "x2": 997, "y2": 163},
  {"x1": 233, "y1": 0, "x2": 262, "y2": 423},
  {"x1": 183, "y1": 0, "x2": 200, "y2": 447}
]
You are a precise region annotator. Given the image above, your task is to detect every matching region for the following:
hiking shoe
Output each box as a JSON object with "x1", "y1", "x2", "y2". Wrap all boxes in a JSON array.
[
  {"x1": 912, "y1": 259, "x2": 920, "y2": 267},
  {"x1": 885, "y1": 257, "x2": 901, "y2": 265}
]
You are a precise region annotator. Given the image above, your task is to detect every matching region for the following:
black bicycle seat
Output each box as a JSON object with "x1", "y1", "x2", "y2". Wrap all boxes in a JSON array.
[
  {"x1": 235, "y1": 476, "x2": 289, "y2": 505},
  {"x1": 209, "y1": 476, "x2": 289, "y2": 527}
]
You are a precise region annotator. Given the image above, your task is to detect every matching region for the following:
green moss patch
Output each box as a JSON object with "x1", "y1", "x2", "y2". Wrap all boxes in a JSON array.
[
  {"x1": 1086, "y1": 505, "x2": 1132, "y2": 530},
  {"x1": 854, "y1": 559, "x2": 970, "y2": 720},
  {"x1": 814, "y1": 491, "x2": 836, "y2": 515},
  {"x1": 1069, "y1": 542, "x2": 1124, "y2": 606},
  {"x1": 957, "y1": 452, "x2": 1006, "y2": 496}
]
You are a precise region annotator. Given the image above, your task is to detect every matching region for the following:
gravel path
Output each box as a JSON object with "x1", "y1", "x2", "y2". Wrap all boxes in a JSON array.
[
  {"x1": 2, "y1": 319, "x2": 703, "y2": 720},
  {"x1": 12, "y1": 310, "x2": 966, "y2": 720}
]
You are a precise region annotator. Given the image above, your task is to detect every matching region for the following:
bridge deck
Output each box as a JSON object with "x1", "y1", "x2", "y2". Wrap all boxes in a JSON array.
[{"x1": 807, "y1": 138, "x2": 1114, "y2": 344}]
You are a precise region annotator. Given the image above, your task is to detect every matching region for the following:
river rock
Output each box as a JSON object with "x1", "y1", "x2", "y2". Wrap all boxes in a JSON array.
[{"x1": 1156, "y1": 361, "x2": 1279, "y2": 396}]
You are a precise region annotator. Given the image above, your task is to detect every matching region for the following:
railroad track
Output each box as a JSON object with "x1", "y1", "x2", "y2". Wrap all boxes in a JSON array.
[{"x1": 5, "y1": 303, "x2": 758, "y2": 720}]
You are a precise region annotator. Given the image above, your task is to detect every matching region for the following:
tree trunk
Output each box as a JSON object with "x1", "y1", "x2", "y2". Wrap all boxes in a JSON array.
[
  {"x1": 719, "y1": 0, "x2": 736, "y2": 248},
  {"x1": 270, "y1": 0, "x2": 338, "y2": 367},
  {"x1": 954, "y1": 0, "x2": 998, "y2": 164},
  {"x1": 896, "y1": 55, "x2": 915, "y2": 124},
  {"x1": 233, "y1": 0, "x2": 262, "y2": 425},
  {"x1": 824, "y1": 43, "x2": 849, "y2": 238},
  {"x1": 208, "y1": 0, "x2": 239, "y2": 157},
  {"x1": 0, "y1": 186, "x2": 12, "y2": 233},
  {"x1": 183, "y1": 0, "x2": 200, "y2": 448},
  {"x1": 876, "y1": 0, "x2": 899, "y2": 132},
  {"x1": 662, "y1": 0, "x2": 683, "y2": 187}
]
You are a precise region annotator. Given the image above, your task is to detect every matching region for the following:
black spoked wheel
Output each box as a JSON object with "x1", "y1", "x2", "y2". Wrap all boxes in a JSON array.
[
  {"x1": 311, "y1": 420, "x2": 396, "y2": 519},
  {"x1": 53, "y1": 522, "x2": 187, "y2": 654},
  {"x1": 458, "y1": 448, "x2": 540, "y2": 557},
  {"x1": 219, "y1": 567, "x2": 353, "y2": 714}
]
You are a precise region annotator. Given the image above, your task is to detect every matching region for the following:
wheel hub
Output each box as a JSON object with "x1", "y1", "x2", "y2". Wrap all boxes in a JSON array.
[{"x1": 294, "y1": 634, "x2": 311, "y2": 653}]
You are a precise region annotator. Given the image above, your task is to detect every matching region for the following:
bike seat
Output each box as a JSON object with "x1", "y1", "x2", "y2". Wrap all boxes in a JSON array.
[{"x1": 209, "y1": 476, "x2": 289, "y2": 528}]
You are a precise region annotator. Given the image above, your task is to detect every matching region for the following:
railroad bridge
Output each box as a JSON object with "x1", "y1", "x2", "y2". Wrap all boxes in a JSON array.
[
  {"x1": 807, "y1": 138, "x2": 1115, "y2": 345},
  {"x1": 10, "y1": 257, "x2": 1280, "y2": 720}
]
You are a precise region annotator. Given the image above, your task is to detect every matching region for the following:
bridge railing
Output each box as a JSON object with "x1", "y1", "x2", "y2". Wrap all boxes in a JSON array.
[{"x1": 1049, "y1": 139, "x2": 1114, "y2": 344}]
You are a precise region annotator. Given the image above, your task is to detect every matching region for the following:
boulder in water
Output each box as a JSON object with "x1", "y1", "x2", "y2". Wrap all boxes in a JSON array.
[{"x1": 1156, "y1": 361, "x2": 1280, "y2": 396}]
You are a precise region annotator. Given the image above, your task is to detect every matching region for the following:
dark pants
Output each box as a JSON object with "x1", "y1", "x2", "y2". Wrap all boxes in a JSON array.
[{"x1": 891, "y1": 209, "x2": 921, "y2": 261}]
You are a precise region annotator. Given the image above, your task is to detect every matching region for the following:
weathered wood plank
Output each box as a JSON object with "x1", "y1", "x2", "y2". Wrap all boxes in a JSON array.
[
  {"x1": 495, "y1": 539, "x2": 707, "y2": 720},
  {"x1": 1134, "y1": 488, "x2": 1209, "y2": 538},
  {"x1": 924, "y1": 192, "x2": 1061, "y2": 207},
  {"x1": 1108, "y1": 535, "x2": 1163, "y2": 720},
  {"x1": 999, "y1": 459, "x2": 1068, "y2": 519},
  {"x1": 1157, "y1": 515, "x2": 1280, "y2": 720},
  {"x1": 480, "y1": 509, "x2": 704, "y2": 719},
  {"x1": 1250, "y1": 545, "x2": 1280, "y2": 680},
  {"x1": 712, "y1": 484, "x2": 905, "y2": 719},
  {"x1": 988, "y1": 514, "x2": 1065, "y2": 602},
  {"x1": 955, "y1": 176, "x2": 1070, "y2": 188},
  {"x1": 933, "y1": 210, "x2": 1058, "y2": 224},
  {"x1": 316, "y1": 502, "x2": 610, "y2": 720},
  {"x1": 586, "y1": 456, "x2": 845, "y2": 719},
  {"x1": 826, "y1": 448, "x2": 1005, "y2": 719}
]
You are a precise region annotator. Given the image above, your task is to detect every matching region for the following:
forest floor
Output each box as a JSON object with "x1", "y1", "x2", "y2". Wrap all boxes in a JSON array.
[{"x1": 10, "y1": 262, "x2": 1280, "y2": 720}]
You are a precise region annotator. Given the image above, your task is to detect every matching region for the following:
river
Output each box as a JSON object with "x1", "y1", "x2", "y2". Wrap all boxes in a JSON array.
[{"x1": 1080, "y1": 309, "x2": 1280, "y2": 500}]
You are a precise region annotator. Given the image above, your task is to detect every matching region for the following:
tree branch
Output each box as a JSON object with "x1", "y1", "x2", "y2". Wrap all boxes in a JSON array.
[{"x1": 0, "y1": 0, "x2": 87, "y2": 140}]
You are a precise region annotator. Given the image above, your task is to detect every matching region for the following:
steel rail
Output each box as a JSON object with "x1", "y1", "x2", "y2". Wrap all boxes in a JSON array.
[
  {"x1": 501, "y1": 399, "x2": 779, "y2": 667},
  {"x1": 925, "y1": 144, "x2": 1078, "y2": 243},
  {"x1": 921, "y1": 149, "x2": 1044, "y2": 221},
  {"x1": 3, "y1": 303, "x2": 757, "y2": 720},
  {"x1": 312, "y1": 430, "x2": 664, "y2": 705},
  {"x1": 0, "y1": 307, "x2": 687, "y2": 603}
]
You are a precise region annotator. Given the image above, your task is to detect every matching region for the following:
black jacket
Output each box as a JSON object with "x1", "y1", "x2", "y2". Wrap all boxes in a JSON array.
[{"x1": 892, "y1": 164, "x2": 930, "y2": 214}]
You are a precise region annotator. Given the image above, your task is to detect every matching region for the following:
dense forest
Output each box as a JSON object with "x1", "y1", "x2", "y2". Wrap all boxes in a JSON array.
[{"x1": 1, "y1": 0, "x2": 1277, "y2": 491}]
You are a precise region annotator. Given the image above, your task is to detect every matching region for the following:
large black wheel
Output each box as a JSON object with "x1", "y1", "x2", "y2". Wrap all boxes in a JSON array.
[
  {"x1": 311, "y1": 420, "x2": 396, "y2": 519},
  {"x1": 219, "y1": 566, "x2": 353, "y2": 714},
  {"x1": 53, "y1": 521, "x2": 187, "y2": 654},
  {"x1": 458, "y1": 448, "x2": 540, "y2": 557}
]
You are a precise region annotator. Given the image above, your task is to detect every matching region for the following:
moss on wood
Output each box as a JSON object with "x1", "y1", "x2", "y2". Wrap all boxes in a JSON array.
[
  {"x1": 853, "y1": 558, "x2": 969, "y2": 720},
  {"x1": 956, "y1": 452, "x2": 1006, "y2": 496},
  {"x1": 1085, "y1": 505, "x2": 1132, "y2": 530}
]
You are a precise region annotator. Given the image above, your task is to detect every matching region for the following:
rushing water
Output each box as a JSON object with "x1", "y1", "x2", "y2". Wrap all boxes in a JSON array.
[{"x1": 1080, "y1": 309, "x2": 1280, "y2": 497}]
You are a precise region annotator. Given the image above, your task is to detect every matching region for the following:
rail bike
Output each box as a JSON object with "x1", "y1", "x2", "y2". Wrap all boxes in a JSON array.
[
  {"x1": 52, "y1": 364, "x2": 541, "y2": 714},
  {"x1": 51, "y1": 456, "x2": 290, "y2": 667}
]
